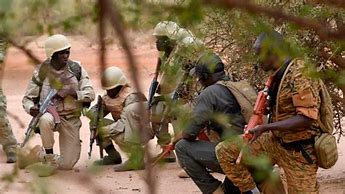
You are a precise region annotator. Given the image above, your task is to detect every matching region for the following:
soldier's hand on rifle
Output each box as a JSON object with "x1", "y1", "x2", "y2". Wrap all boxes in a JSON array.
[
  {"x1": 57, "y1": 88, "x2": 77, "y2": 99},
  {"x1": 248, "y1": 125, "x2": 267, "y2": 143},
  {"x1": 29, "y1": 106, "x2": 40, "y2": 117}
]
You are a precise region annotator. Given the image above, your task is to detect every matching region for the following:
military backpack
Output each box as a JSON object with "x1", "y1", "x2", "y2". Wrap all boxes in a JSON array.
[
  {"x1": 217, "y1": 80, "x2": 258, "y2": 123},
  {"x1": 278, "y1": 59, "x2": 337, "y2": 169}
]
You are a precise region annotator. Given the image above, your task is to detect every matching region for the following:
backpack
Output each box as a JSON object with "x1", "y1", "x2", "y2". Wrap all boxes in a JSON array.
[
  {"x1": 217, "y1": 80, "x2": 258, "y2": 123},
  {"x1": 314, "y1": 80, "x2": 337, "y2": 169},
  {"x1": 277, "y1": 59, "x2": 337, "y2": 169}
]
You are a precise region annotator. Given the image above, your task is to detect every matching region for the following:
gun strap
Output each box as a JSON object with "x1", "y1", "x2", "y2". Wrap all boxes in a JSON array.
[{"x1": 268, "y1": 58, "x2": 292, "y2": 110}]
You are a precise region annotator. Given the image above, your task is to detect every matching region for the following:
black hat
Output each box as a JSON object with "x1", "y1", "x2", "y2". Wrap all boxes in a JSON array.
[
  {"x1": 253, "y1": 30, "x2": 284, "y2": 55},
  {"x1": 195, "y1": 52, "x2": 224, "y2": 77}
]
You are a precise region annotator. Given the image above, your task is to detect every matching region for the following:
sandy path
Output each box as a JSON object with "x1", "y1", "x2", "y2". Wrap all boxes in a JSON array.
[{"x1": 0, "y1": 35, "x2": 344, "y2": 194}]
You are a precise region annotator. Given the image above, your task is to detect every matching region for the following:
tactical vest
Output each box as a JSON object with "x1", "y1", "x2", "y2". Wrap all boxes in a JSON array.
[
  {"x1": 102, "y1": 86, "x2": 146, "y2": 120},
  {"x1": 34, "y1": 60, "x2": 83, "y2": 116}
]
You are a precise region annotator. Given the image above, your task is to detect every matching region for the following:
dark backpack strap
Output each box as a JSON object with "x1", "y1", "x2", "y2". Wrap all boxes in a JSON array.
[
  {"x1": 67, "y1": 60, "x2": 82, "y2": 81},
  {"x1": 33, "y1": 60, "x2": 50, "y2": 87}
]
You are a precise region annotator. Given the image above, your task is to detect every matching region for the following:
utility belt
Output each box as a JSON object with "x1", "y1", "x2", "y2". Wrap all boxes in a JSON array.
[{"x1": 277, "y1": 137, "x2": 315, "y2": 164}]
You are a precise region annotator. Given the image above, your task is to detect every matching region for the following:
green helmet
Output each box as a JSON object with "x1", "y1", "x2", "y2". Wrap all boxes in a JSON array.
[
  {"x1": 101, "y1": 66, "x2": 128, "y2": 90},
  {"x1": 45, "y1": 34, "x2": 71, "y2": 58}
]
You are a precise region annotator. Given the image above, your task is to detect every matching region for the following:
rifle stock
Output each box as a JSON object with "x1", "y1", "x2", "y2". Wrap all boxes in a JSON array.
[
  {"x1": 148, "y1": 58, "x2": 162, "y2": 110},
  {"x1": 236, "y1": 76, "x2": 274, "y2": 164},
  {"x1": 21, "y1": 88, "x2": 58, "y2": 148}
]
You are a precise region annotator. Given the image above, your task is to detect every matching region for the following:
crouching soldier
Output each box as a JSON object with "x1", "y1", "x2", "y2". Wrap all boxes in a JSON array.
[
  {"x1": 87, "y1": 66, "x2": 153, "y2": 172},
  {"x1": 174, "y1": 52, "x2": 245, "y2": 194}
]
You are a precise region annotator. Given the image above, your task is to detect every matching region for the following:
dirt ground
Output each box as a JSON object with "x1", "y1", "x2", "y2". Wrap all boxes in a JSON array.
[{"x1": 0, "y1": 35, "x2": 344, "y2": 194}]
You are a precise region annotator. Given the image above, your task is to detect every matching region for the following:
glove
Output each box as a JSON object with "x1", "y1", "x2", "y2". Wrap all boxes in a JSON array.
[{"x1": 29, "y1": 106, "x2": 39, "y2": 117}]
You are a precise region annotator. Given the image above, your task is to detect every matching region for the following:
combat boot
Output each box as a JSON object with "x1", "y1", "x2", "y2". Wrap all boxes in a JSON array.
[
  {"x1": 94, "y1": 147, "x2": 122, "y2": 165},
  {"x1": 43, "y1": 154, "x2": 59, "y2": 168},
  {"x1": 6, "y1": 152, "x2": 17, "y2": 163},
  {"x1": 17, "y1": 145, "x2": 45, "y2": 169},
  {"x1": 34, "y1": 154, "x2": 59, "y2": 177},
  {"x1": 113, "y1": 159, "x2": 145, "y2": 172}
]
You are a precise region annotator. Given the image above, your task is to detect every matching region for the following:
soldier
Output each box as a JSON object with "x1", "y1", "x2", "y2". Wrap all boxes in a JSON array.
[
  {"x1": 20, "y1": 34, "x2": 95, "y2": 172},
  {"x1": 175, "y1": 52, "x2": 244, "y2": 194},
  {"x1": 216, "y1": 31, "x2": 322, "y2": 193},
  {"x1": 0, "y1": 38, "x2": 18, "y2": 163},
  {"x1": 87, "y1": 66, "x2": 152, "y2": 171},
  {"x1": 150, "y1": 21, "x2": 204, "y2": 167}
]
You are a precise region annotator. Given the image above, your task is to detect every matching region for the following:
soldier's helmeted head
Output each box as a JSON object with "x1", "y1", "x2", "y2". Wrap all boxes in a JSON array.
[
  {"x1": 45, "y1": 34, "x2": 71, "y2": 70},
  {"x1": 101, "y1": 66, "x2": 128, "y2": 98},
  {"x1": 253, "y1": 30, "x2": 290, "y2": 72},
  {"x1": 195, "y1": 52, "x2": 225, "y2": 87},
  {"x1": 153, "y1": 21, "x2": 180, "y2": 52}
]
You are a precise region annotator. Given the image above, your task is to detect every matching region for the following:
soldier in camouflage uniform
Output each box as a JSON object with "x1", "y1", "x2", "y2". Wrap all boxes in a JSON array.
[
  {"x1": 216, "y1": 31, "x2": 321, "y2": 194},
  {"x1": 86, "y1": 66, "x2": 152, "y2": 171},
  {"x1": 21, "y1": 34, "x2": 95, "y2": 172},
  {"x1": 0, "y1": 38, "x2": 18, "y2": 163},
  {"x1": 151, "y1": 21, "x2": 205, "y2": 164}
]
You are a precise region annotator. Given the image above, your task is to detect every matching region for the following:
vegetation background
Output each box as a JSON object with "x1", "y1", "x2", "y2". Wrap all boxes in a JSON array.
[{"x1": 0, "y1": 0, "x2": 344, "y2": 193}]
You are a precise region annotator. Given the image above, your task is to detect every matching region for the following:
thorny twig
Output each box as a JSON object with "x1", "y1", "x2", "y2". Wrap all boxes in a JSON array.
[
  {"x1": 204, "y1": 0, "x2": 345, "y2": 41},
  {"x1": 98, "y1": 0, "x2": 156, "y2": 193}
]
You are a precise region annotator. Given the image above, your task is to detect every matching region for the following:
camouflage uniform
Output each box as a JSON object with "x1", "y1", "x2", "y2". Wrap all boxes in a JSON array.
[
  {"x1": 0, "y1": 39, "x2": 18, "y2": 160},
  {"x1": 151, "y1": 41, "x2": 204, "y2": 145},
  {"x1": 94, "y1": 86, "x2": 153, "y2": 148},
  {"x1": 87, "y1": 85, "x2": 152, "y2": 168},
  {"x1": 22, "y1": 60, "x2": 95, "y2": 169},
  {"x1": 216, "y1": 59, "x2": 321, "y2": 194}
]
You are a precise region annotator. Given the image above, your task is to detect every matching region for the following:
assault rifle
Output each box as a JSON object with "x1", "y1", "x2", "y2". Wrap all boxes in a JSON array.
[
  {"x1": 21, "y1": 88, "x2": 59, "y2": 148},
  {"x1": 147, "y1": 58, "x2": 162, "y2": 110},
  {"x1": 236, "y1": 75, "x2": 274, "y2": 164},
  {"x1": 88, "y1": 95, "x2": 104, "y2": 159}
]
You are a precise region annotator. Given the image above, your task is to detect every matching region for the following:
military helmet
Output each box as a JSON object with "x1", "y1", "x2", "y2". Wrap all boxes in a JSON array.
[
  {"x1": 101, "y1": 66, "x2": 128, "y2": 90},
  {"x1": 253, "y1": 30, "x2": 284, "y2": 55},
  {"x1": 153, "y1": 21, "x2": 180, "y2": 40},
  {"x1": 45, "y1": 34, "x2": 71, "y2": 58}
]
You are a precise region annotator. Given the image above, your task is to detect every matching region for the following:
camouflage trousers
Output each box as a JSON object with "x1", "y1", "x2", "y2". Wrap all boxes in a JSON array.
[
  {"x1": 0, "y1": 89, "x2": 18, "y2": 155},
  {"x1": 216, "y1": 132, "x2": 319, "y2": 194},
  {"x1": 101, "y1": 102, "x2": 154, "y2": 149}
]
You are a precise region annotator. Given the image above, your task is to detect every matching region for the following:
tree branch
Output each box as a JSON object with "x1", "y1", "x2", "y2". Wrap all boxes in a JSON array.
[
  {"x1": 99, "y1": 0, "x2": 156, "y2": 193},
  {"x1": 97, "y1": 1, "x2": 106, "y2": 74},
  {"x1": 317, "y1": 50, "x2": 345, "y2": 70},
  {"x1": 7, "y1": 39, "x2": 41, "y2": 65},
  {"x1": 315, "y1": 0, "x2": 345, "y2": 9},
  {"x1": 204, "y1": 0, "x2": 345, "y2": 40}
]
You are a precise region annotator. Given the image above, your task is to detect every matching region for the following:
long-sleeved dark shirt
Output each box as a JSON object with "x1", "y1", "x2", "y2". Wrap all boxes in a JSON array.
[{"x1": 183, "y1": 82, "x2": 245, "y2": 141}]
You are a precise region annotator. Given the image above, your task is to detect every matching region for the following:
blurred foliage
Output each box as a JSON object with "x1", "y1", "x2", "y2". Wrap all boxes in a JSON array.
[{"x1": 0, "y1": 0, "x2": 344, "y2": 193}]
